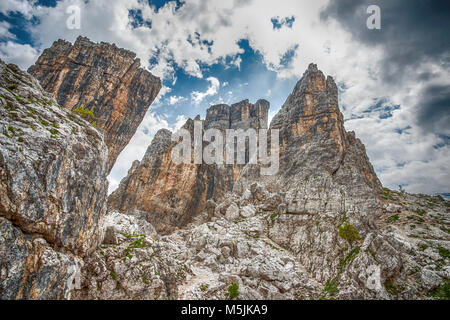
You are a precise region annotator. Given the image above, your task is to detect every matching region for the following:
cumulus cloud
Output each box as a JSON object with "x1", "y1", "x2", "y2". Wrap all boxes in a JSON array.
[
  {"x1": 191, "y1": 76, "x2": 220, "y2": 104},
  {"x1": 167, "y1": 95, "x2": 186, "y2": 105},
  {"x1": 0, "y1": 0, "x2": 37, "y2": 19},
  {"x1": 1, "y1": 0, "x2": 448, "y2": 195},
  {"x1": 0, "y1": 41, "x2": 39, "y2": 69},
  {"x1": 0, "y1": 21, "x2": 16, "y2": 39}
]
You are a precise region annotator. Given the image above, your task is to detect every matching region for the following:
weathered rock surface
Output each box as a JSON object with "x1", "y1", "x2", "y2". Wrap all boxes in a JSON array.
[
  {"x1": 28, "y1": 36, "x2": 162, "y2": 172},
  {"x1": 0, "y1": 59, "x2": 108, "y2": 299},
  {"x1": 76, "y1": 188, "x2": 449, "y2": 300},
  {"x1": 108, "y1": 100, "x2": 269, "y2": 234}
]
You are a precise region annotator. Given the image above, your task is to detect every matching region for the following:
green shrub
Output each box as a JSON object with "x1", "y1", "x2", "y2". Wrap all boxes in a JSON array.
[
  {"x1": 270, "y1": 212, "x2": 279, "y2": 220},
  {"x1": 323, "y1": 279, "x2": 339, "y2": 295},
  {"x1": 382, "y1": 188, "x2": 394, "y2": 200},
  {"x1": 437, "y1": 246, "x2": 450, "y2": 259},
  {"x1": 6, "y1": 84, "x2": 17, "y2": 91},
  {"x1": 48, "y1": 128, "x2": 58, "y2": 135},
  {"x1": 73, "y1": 106, "x2": 98, "y2": 128},
  {"x1": 416, "y1": 209, "x2": 426, "y2": 216},
  {"x1": 386, "y1": 214, "x2": 399, "y2": 223},
  {"x1": 432, "y1": 279, "x2": 450, "y2": 300},
  {"x1": 226, "y1": 283, "x2": 239, "y2": 299},
  {"x1": 110, "y1": 271, "x2": 117, "y2": 280},
  {"x1": 338, "y1": 224, "x2": 361, "y2": 243}
]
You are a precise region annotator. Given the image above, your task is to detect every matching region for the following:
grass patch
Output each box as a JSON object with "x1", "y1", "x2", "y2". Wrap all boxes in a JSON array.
[
  {"x1": 440, "y1": 226, "x2": 450, "y2": 234},
  {"x1": 338, "y1": 224, "x2": 361, "y2": 243},
  {"x1": 416, "y1": 209, "x2": 426, "y2": 216},
  {"x1": 124, "y1": 235, "x2": 149, "y2": 255},
  {"x1": 110, "y1": 271, "x2": 117, "y2": 280},
  {"x1": 225, "y1": 283, "x2": 239, "y2": 299},
  {"x1": 382, "y1": 188, "x2": 394, "y2": 200},
  {"x1": 437, "y1": 246, "x2": 450, "y2": 259},
  {"x1": 386, "y1": 214, "x2": 400, "y2": 223},
  {"x1": 73, "y1": 106, "x2": 98, "y2": 128},
  {"x1": 339, "y1": 247, "x2": 360, "y2": 273},
  {"x1": 323, "y1": 279, "x2": 339, "y2": 296},
  {"x1": 431, "y1": 279, "x2": 450, "y2": 300},
  {"x1": 6, "y1": 84, "x2": 17, "y2": 91},
  {"x1": 48, "y1": 128, "x2": 58, "y2": 135},
  {"x1": 270, "y1": 212, "x2": 279, "y2": 220}
]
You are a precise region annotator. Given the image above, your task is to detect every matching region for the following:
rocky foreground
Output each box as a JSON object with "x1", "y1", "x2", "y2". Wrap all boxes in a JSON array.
[
  {"x1": 0, "y1": 38, "x2": 449, "y2": 300},
  {"x1": 74, "y1": 186, "x2": 449, "y2": 300}
]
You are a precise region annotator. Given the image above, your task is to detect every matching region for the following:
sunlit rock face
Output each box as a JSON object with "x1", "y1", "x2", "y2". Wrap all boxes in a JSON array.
[
  {"x1": 108, "y1": 100, "x2": 270, "y2": 234},
  {"x1": 0, "y1": 59, "x2": 109, "y2": 299},
  {"x1": 28, "y1": 36, "x2": 161, "y2": 172}
]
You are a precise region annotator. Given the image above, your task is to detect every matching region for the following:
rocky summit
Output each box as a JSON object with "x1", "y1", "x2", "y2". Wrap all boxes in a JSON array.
[
  {"x1": 28, "y1": 36, "x2": 162, "y2": 172},
  {"x1": 108, "y1": 99, "x2": 270, "y2": 234},
  {"x1": 0, "y1": 40, "x2": 449, "y2": 300}
]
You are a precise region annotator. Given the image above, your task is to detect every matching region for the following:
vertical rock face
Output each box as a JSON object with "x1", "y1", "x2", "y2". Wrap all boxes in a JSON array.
[
  {"x1": 28, "y1": 36, "x2": 162, "y2": 172},
  {"x1": 0, "y1": 60, "x2": 108, "y2": 299},
  {"x1": 236, "y1": 63, "x2": 381, "y2": 196},
  {"x1": 205, "y1": 99, "x2": 269, "y2": 131},
  {"x1": 108, "y1": 100, "x2": 269, "y2": 233}
]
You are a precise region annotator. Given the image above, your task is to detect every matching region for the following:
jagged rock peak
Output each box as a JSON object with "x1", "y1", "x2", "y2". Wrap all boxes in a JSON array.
[
  {"x1": 141, "y1": 128, "x2": 173, "y2": 162},
  {"x1": 206, "y1": 99, "x2": 269, "y2": 131},
  {"x1": 28, "y1": 36, "x2": 162, "y2": 172}
]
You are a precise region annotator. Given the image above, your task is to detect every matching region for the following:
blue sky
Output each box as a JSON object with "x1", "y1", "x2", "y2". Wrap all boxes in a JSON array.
[{"x1": 0, "y1": 0, "x2": 449, "y2": 196}]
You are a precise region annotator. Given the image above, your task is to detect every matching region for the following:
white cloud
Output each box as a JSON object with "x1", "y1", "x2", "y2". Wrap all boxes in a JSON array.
[
  {"x1": 191, "y1": 76, "x2": 220, "y2": 104},
  {"x1": 1, "y1": 0, "x2": 447, "y2": 194},
  {"x1": 0, "y1": 0, "x2": 36, "y2": 19},
  {"x1": 167, "y1": 95, "x2": 186, "y2": 105},
  {"x1": 0, "y1": 41, "x2": 39, "y2": 70},
  {"x1": 0, "y1": 21, "x2": 16, "y2": 40}
]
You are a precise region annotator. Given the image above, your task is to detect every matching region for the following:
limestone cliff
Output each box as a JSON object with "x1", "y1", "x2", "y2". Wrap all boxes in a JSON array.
[
  {"x1": 0, "y1": 60, "x2": 108, "y2": 299},
  {"x1": 108, "y1": 99, "x2": 269, "y2": 234},
  {"x1": 28, "y1": 36, "x2": 162, "y2": 172}
]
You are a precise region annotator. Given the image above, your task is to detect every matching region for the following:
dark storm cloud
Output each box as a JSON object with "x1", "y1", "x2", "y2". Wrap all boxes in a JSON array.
[
  {"x1": 321, "y1": 0, "x2": 450, "y2": 135},
  {"x1": 417, "y1": 84, "x2": 450, "y2": 135}
]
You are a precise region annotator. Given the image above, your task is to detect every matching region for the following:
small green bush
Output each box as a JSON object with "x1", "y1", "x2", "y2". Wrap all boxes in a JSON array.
[
  {"x1": 73, "y1": 106, "x2": 98, "y2": 128},
  {"x1": 386, "y1": 214, "x2": 399, "y2": 223},
  {"x1": 226, "y1": 283, "x2": 239, "y2": 299},
  {"x1": 7, "y1": 84, "x2": 17, "y2": 91},
  {"x1": 48, "y1": 128, "x2": 58, "y2": 135},
  {"x1": 432, "y1": 279, "x2": 450, "y2": 300},
  {"x1": 323, "y1": 279, "x2": 339, "y2": 295},
  {"x1": 110, "y1": 271, "x2": 117, "y2": 280},
  {"x1": 270, "y1": 212, "x2": 279, "y2": 220},
  {"x1": 338, "y1": 224, "x2": 361, "y2": 243},
  {"x1": 416, "y1": 209, "x2": 426, "y2": 216},
  {"x1": 437, "y1": 246, "x2": 450, "y2": 259}
]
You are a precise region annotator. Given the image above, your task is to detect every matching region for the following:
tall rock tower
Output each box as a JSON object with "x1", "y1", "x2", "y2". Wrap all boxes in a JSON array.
[
  {"x1": 28, "y1": 36, "x2": 162, "y2": 172},
  {"x1": 108, "y1": 100, "x2": 269, "y2": 233}
]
